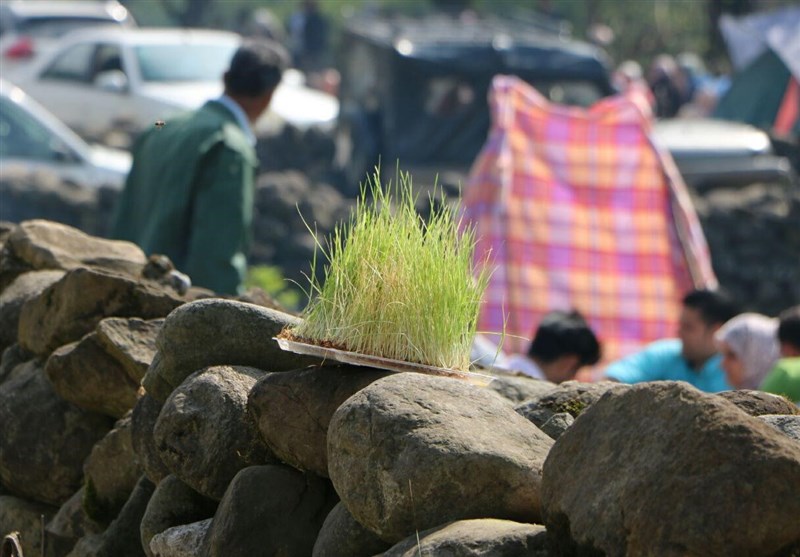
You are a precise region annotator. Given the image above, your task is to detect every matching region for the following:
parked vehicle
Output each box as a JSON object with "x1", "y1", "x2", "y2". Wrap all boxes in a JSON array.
[
  {"x1": 0, "y1": 0, "x2": 135, "y2": 73},
  {"x1": 334, "y1": 11, "x2": 615, "y2": 190},
  {"x1": 10, "y1": 26, "x2": 339, "y2": 142},
  {"x1": 0, "y1": 79, "x2": 131, "y2": 190}
]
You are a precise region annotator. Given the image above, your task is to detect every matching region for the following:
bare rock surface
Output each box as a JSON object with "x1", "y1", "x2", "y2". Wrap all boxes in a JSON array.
[
  {"x1": 248, "y1": 364, "x2": 391, "y2": 477},
  {"x1": 541, "y1": 381, "x2": 800, "y2": 556},
  {"x1": 0, "y1": 494, "x2": 57, "y2": 557},
  {"x1": 148, "y1": 519, "x2": 211, "y2": 557},
  {"x1": 44, "y1": 487, "x2": 103, "y2": 557},
  {"x1": 19, "y1": 267, "x2": 184, "y2": 356},
  {"x1": 131, "y1": 394, "x2": 171, "y2": 485},
  {"x1": 0, "y1": 269, "x2": 64, "y2": 351},
  {"x1": 203, "y1": 464, "x2": 338, "y2": 557},
  {"x1": 45, "y1": 332, "x2": 140, "y2": 418},
  {"x1": 140, "y1": 475, "x2": 217, "y2": 557},
  {"x1": 759, "y1": 414, "x2": 800, "y2": 442},
  {"x1": 142, "y1": 299, "x2": 322, "y2": 403},
  {"x1": 328, "y1": 373, "x2": 554, "y2": 543},
  {"x1": 312, "y1": 502, "x2": 391, "y2": 557},
  {"x1": 0, "y1": 364, "x2": 112, "y2": 506},
  {"x1": 484, "y1": 371, "x2": 557, "y2": 405},
  {"x1": 95, "y1": 317, "x2": 163, "y2": 384},
  {"x1": 154, "y1": 365, "x2": 274, "y2": 500},
  {"x1": 515, "y1": 380, "x2": 628, "y2": 428},
  {"x1": 716, "y1": 389, "x2": 800, "y2": 416},
  {"x1": 381, "y1": 519, "x2": 548, "y2": 557}
]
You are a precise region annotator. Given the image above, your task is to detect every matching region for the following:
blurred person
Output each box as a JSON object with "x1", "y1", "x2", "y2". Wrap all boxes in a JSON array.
[
  {"x1": 288, "y1": 0, "x2": 330, "y2": 73},
  {"x1": 760, "y1": 305, "x2": 800, "y2": 403},
  {"x1": 714, "y1": 313, "x2": 780, "y2": 390},
  {"x1": 111, "y1": 40, "x2": 288, "y2": 295},
  {"x1": 647, "y1": 54, "x2": 683, "y2": 118},
  {"x1": 499, "y1": 310, "x2": 601, "y2": 383},
  {"x1": 603, "y1": 289, "x2": 740, "y2": 392}
]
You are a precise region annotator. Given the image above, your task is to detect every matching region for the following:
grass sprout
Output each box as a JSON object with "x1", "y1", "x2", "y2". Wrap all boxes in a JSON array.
[{"x1": 287, "y1": 166, "x2": 491, "y2": 371}]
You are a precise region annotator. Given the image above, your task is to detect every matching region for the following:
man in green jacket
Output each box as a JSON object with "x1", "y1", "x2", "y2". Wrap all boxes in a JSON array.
[{"x1": 112, "y1": 40, "x2": 288, "y2": 295}]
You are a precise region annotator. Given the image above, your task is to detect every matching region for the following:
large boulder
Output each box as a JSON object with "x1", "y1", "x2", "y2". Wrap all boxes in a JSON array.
[
  {"x1": 484, "y1": 372, "x2": 557, "y2": 405},
  {"x1": 18, "y1": 267, "x2": 184, "y2": 357},
  {"x1": 248, "y1": 364, "x2": 391, "y2": 477},
  {"x1": 2, "y1": 220, "x2": 146, "y2": 277},
  {"x1": 0, "y1": 494, "x2": 57, "y2": 557},
  {"x1": 0, "y1": 345, "x2": 35, "y2": 386},
  {"x1": 541, "y1": 381, "x2": 800, "y2": 556},
  {"x1": 0, "y1": 269, "x2": 64, "y2": 351},
  {"x1": 716, "y1": 389, "x2": 800, "y2": 416},
  {"x1": 0, "y1": 364, "x2": 112, "y2": 506},
  {"x1": 130, "y1": 394, "x2": 171, "y2": 485},
  {"x1": 153, "y1": 366, "x2": 274, "y2": 500},
  {"x1": 142, "y1": 299, "x2": 322, "y2": 402},
  {"x1": 83, "y1": 414, "x2": 142, "y2": 524},
  {"x1": 382, "y1": 519, "x2": 548, "y2": 557},
  {"x1": 45, "y1": 332, "x2": 140, "y2": 419},
  {"x1": 203, "y1": 464, "x2": 339, "y2": 557},
  {"x1": 328, "y1": 373, "x2": 554, "y2": 543},
  {"x1": 139, "y1": 475, "x2": 217, "y2": 557},
  {"x1": 94, "y1": 317, "x2": 162, "y2": 384},
  {"x1": 312, "y1": 502, "x2": 390, "y2": 557}
]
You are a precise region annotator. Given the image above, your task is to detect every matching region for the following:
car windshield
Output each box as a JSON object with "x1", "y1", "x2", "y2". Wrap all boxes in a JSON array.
[
  {"x1": 17, "y1": 17, "x2": 125, "y2": 38},
  {"x1": 135, "y1": 43, "x2": 237, "y2": 83}
]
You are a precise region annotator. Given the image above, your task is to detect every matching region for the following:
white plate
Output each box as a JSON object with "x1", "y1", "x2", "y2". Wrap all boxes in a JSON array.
[{"x1": 275, "y1": 337, "x2": 495, "y2": 386}]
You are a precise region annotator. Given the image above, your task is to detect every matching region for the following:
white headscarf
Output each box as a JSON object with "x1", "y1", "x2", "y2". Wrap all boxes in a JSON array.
[{"x1": 715, "y1": 313, "x2": 780, "y2": 390}]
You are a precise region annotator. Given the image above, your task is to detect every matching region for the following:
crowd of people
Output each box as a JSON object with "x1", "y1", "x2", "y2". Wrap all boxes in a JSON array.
[{"x1": 481, "y1": 290, "x2": 800, "y2": 406}]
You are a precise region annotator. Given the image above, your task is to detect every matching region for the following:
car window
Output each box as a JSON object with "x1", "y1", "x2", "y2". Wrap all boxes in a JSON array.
[
  {"x1": 92, "y1": 43, "x2": 124, "y2": 78},
  {"x1": 529, "y1": 80, "x2": 605, "y2": 107},
  {"x1": 135, "y1": 43, "x2": 237, "y2": 82},
  {"x1": 16, "y1": 17, "x2": 125, "y2": 39},
  {"x1": 0, "y1": 97, "x2": 65, "y2": 160},
  {"x1": 41, "y1": 42, "x2": 95, "y2": 83}
]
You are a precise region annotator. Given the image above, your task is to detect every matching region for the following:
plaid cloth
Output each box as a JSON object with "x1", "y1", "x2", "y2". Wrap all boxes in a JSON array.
[{"x1": 462, "y1": 76, "x2": 717, "y2": 364}]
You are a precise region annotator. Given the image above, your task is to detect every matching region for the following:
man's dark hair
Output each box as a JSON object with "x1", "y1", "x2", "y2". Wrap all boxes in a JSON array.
[
  {"x1": 224, "y1": 39, "x2": 288, "y2": 97},
  {"x1": 778, "y1": 305, "x2": 800, "y2": 350},
  {"x1": 528, "y1": 310, "x2": 601, "y2": 366},
  {"x1": 681, "y1": 289, "x2": 739, "y2": 327}
]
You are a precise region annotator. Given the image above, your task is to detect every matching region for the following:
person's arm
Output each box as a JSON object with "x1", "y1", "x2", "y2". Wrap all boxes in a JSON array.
[
  {"x1": 603, "y1": 342, "x2": 671, "y2": 384},
  {"x1": 184, "y1": 143, "x2": 254, "y2": 295}
]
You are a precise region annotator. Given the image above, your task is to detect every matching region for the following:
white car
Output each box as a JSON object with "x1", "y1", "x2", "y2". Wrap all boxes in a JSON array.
[
  {"x1": 0, "y1": 78, "x2": 131, "y2": 190},
  {"x1": 0, "y1": 0, "x2": 135, "y2": 74},
  {"x1": 10, "y1": 27, "x2": 340, "y2": 141}
]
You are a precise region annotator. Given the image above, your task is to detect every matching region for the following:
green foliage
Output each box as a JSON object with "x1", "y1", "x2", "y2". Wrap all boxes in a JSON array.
[
  {"x1": 245, "y1": 265, "x2": 302, "y2": 311},
  {"x1": 290, "y1": 166, "x2": 491, "y2": 371}
]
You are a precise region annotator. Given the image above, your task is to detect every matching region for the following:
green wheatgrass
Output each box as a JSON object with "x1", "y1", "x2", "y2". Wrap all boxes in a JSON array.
[{"x1": 289, "y1": 168, "x2": 490, "y2": 371}]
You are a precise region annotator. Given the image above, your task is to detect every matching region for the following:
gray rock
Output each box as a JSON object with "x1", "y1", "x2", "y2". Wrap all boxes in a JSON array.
[
  {"x1": 0, "y1": 494, "x2": 57, "y2": 557},
  {"x1": 0, "y1": 270, "x2": 64, "y2": 351},
  {"x1": 131, "y1": 394, "x2": 171, "y2": 485},
  {"x1": 312, "y1": 502, "x2": 391, "y2": 557},
  {"x1": 248, "y1": 364, "x2": 391, "y2": 477},
  {"x1": 515, "y1": 380, "x2": 627, "y2": 427},
  {"x1": 44, "y1": 488, "x2": 103, "y2": 557},
  {"x1": 142, "y1": 299, "x2": 322, "y2": 403},
  {"x1": 484, "y1": 372, "x2": 557, "y2": 405},
  {"x1": 18, "y1": 267, "x2": 184, "y2": 357},
  {"x1": 204, "y1": 464, "x2": 338, "y2": 557},
  {"x1": 541, "y1": 382, "x2": 800, "y2": 556},
  {"x1": 759, "y1": 414, "x2": 800, "y2": 441},
  {"x1": 83, "y1": 414, "x2": 142, "y2": 524},
  {"x1": 4, "y1": 219, "x2": 146, "y2": 276},
  {"x1": 66, "y1": 475, "x2": 154, "y2": 557},
  {"x1": 45, "y1": 332, "x2": 140, "y2": 419},
  {"x1": 381, "y1": 519, "x2": 548, "y2": 557},
  {"x1": 140, "y1": 475, "x2": 217, "y2": 557},
  {"x1": 539, "y1": 412, "x2": 574, "y2": 440},
  {"x1": 95, "y1": 317, "x2": 163, "y2": 384},
  {"x1": 154, "y1": 366, "x2": 274, "y2": 500},
  {"x1": 328, "y1": 373, "x2": 554, "y2": 543},
  {"x1": 0, "y1": 365, "x2": 112, "y2": 506},
  {"x1": 148, "y1": 519, "x2": 211, "y2": 557},
  {"x1": 0, "y1": 346, "x2": 35, "y2": 386},
  {"x1": 717, "y1": 389, "x2": 800, "y2": 416}
]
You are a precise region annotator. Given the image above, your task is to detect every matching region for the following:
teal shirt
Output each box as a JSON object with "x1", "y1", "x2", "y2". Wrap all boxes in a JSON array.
[
  {"x1": 604, "y1": 338, "x2": 733, "y2": 393},
  {"x1": 111, "y1": 100, "x2": 257, "y2": 295}
]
